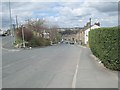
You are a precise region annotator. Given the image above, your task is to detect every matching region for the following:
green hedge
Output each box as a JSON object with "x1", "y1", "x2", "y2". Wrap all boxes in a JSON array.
[{"x1": 89, "y1": 27, "x2": 120, "y2": 70}]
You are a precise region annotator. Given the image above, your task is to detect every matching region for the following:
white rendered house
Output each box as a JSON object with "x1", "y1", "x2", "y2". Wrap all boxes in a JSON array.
[{"x1": 84, "y1": 23, "x2": 100, "y2": 45}]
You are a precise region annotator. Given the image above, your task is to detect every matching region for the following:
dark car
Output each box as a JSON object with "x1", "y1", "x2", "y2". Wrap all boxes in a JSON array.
[
  {"x1": 65, "y1": 42, "x2": 69, "y2": 44},
  {"x1": 70, "y1": 42, "x2": 74, "y2": 45}
]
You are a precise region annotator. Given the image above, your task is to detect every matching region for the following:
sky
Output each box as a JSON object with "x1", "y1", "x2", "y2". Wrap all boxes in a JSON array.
[{"x1": 1, "y1": 0, "x2": 119, "y2": 30}]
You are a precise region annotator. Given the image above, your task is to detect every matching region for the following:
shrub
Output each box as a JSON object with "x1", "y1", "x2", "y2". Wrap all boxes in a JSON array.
[
  {"x1": 28, "y1": 36, "x2": 50, "y2": 47},
  {"x1": 89, "y1": 27, "x2": 120, "y2": 70},
  {"x1": 17, "y1": 27, "x2": 33, "y2": 41}
]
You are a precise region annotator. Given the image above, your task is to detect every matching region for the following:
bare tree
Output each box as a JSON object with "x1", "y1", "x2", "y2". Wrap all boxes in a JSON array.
[
  {"x1": 49, "y1": 25, "x2": 61, "y2": 43},
  {"x1": 17, "y1": 26, "x2": 33, "y2": 41},
  {"x1": 24, "y1": 19, "x2": 47, "y2": 36}
]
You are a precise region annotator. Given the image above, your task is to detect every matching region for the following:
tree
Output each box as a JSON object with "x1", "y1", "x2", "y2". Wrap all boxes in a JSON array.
[
  {"x1": 17, "y1": 26, "x2": 33, "y2": 41},
  {"x1": 24, "y1": 19, "x2": 47, "y2": 36},
  {"x1": 49, "y1": 25, "x2": 61, "y2": 43}
]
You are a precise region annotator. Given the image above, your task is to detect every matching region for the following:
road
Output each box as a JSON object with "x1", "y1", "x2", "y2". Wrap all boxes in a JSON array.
[
  {"x1": 2, "y1": 36, "x2": 14, "y2": 49},
  {"x1": 2, "y1": 37, "x2": 118, "y2": 88}
]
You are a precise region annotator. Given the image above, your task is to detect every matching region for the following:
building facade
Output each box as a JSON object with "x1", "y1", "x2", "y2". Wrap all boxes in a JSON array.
[
  {"x1": 84, "y1": 23, "x2": 100, "y2": 45},
  {"x1": 61, "y1": 22, "x2": 100, "y2": 46}
]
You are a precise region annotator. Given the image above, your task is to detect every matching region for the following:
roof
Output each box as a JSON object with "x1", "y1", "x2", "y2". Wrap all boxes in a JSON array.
[{"x1": 84, "y1": 24, "x2": 100, "y2": 31}]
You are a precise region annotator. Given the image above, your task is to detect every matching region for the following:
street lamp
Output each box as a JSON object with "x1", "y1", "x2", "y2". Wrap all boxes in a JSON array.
[{"x1": 21, "y1": 25, "x2": 25, "y2": 48}]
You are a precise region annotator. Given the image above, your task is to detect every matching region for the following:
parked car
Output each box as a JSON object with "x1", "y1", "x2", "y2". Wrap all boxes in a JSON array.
[
  {"x1": 65, "y1": 41, "x2": 69, "y2": 44},
  {"x1": 0, "y1": 30, "x2": 4, "y2": 36},
  {"x1": 0, "y1": 30, "x2": 7, "y2": 36},
  {"x1": 70, "y1": 41, "x2": 74, "y2": 45}
]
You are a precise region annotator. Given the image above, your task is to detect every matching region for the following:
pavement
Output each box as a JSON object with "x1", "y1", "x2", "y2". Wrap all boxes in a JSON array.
[
  {"x1": 76, "y1": 45, "x2": 118, "y2": 88},
  {"x1": 2, "y1": 42, "x2": 118, "y2": 88},
  {"x1": 2, "y1": 36, "x2": 22, "y2": 55}
]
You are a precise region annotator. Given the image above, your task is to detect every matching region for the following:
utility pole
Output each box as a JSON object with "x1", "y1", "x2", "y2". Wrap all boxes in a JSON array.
[
  {"x1": 9, "y1": 0, "x2": 15, "y2": 46},
  {"x1": 89, "y1": 18, "x2": 91, "y2": 31},
  {"x1": 21, "y1": 25, "x2": 25, "y2": 48},
  {"x1": 16, "y1": 15, "x2": 18, "y2": 29},
  {"x1": 9, "y1": 0, "x2": 12, "y2": 36},
  {"x1": 12, "y1": 24, "x2": 16, "y2": 43}
]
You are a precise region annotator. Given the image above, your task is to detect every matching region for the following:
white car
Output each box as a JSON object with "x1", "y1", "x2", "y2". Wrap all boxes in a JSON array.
[
  {"x1": 0, "y1": 30, "x2": 4, "y2": 36},
  {"x1": 0, "y1": 30, "x2": 7, "y2": 36}
]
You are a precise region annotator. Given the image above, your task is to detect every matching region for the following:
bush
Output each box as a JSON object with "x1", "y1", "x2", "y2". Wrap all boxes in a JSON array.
[
  {"x1": 17, "y1": 27, "x2": 33, "y2": 41},
  {"x1": 28, "y1": 36, "x2": 50, "y2": 47},
  {"x1": 16, "y1": 27, "x2": 51, "y2": 47},
  {"x1": 89, "y1": 27, "x2": 120, "y2": 70}
]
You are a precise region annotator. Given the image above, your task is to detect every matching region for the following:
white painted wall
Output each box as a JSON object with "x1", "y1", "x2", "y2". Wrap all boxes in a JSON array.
[{"x1": 84, "y1": 25, "x2": 100, "y2": 44}]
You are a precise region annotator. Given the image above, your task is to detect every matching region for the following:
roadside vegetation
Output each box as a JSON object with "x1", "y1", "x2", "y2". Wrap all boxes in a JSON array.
[
  {"x1": 89, "y1": 27, "x2": 120, "y2": 71},
  {"x1": 14, "y1": 19, "x2": 61, "y2": 48}
]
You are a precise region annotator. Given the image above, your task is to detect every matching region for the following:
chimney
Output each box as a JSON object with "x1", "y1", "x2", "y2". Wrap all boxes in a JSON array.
[{"x1": 94, "y1": 22, "x2": 100, "y2": 26}]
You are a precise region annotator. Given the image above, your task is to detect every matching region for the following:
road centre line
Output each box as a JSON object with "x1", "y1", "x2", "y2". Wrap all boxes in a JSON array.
[
  {"x1": 72, "y1": 64, "x2": 79, "y2": 88},
  {"x1": 72, "y1": 50, "x2": 81, "y2": 88}
]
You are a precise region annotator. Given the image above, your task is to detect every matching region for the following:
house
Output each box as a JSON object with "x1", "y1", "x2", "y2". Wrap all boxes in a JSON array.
[
  {"x1": 62, "y1": 34, "x2": 77, "y2": 42},
  {"x1": 61, "y1": 28, "x2": 82, "y2": 43},
  {"x1": 79, "y1": 29, "x2": 85, "y2": 45},
  {"x1": 61, "y1": 21, "x2": 100, "y2": 46},
  {"x1": 84, "y1": 22, "x2": 100, "y2": 46}
]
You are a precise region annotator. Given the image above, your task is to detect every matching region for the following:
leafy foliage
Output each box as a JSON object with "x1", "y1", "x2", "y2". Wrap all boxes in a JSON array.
[
  {"x1": 16, "y1": 19, "x2": 61, "y2": 47},
  {"x1": 28, "y1": 36, "x2": 50, "y2": 47},
  {"x1": 17, "y1": 27, "x2": 33, "y2": 41},
  {"x1": 89, "y1": 27, "x2": 120, "y2": 70}
]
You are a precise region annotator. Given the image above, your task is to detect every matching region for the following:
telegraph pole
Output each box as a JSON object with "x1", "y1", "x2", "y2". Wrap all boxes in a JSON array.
[
  {"x1": 89, "y1": 18, "x2": 91, "y2": 30},
  {"x1": 12, "y1": 24, "x2": 16, "y2": 43},
  {"x1": 16, "y1": 15, "x2": 18, "y2": 29},
  {"x1": 21, "y1": 25, "x2": 25, "y2": 48},
  {"x1": 9, "y1": 0, "x2": 12, "y2": 36},
  {"x1": 9, "y1": 0, "x2": 15, "y2": 47}
]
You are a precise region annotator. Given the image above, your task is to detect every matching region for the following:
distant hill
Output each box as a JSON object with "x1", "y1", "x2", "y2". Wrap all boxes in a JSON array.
[{"x1": 59, "y1": 30, "x2": 79, "y2": 35}]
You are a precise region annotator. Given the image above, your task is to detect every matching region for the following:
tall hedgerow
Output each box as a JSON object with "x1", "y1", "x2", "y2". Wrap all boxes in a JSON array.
[{"x1": 89, "y1": 27, "x2": 120, "y2": 70}]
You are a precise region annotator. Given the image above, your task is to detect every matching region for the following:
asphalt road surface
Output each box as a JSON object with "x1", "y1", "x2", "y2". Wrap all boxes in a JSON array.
[
  {"x1": 2, "y1": 36, "x2": 15, "y2": 49},
  {"x1": 2, "y1": 38, "x2": 118, "y2": 88}
]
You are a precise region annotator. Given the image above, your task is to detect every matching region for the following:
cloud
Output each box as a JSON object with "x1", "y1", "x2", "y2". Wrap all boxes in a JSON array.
[
  {"x1": 2, "y1": 0, "x2": 119, "y2": 2},
  {"x1": 72, "y1": 8, "x2": 91, "y2": 17},
  {"x1": 1, "y1": 1, "x2": 118, "y2": 30},
  {"x1": 87, "y1": 2, "x2": 118, "y2": 12}
]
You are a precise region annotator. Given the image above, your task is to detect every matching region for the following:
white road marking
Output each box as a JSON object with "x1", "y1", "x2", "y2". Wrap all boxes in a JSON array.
[
  {"x1": 2, "y1": 48, "x2": 20, "y2": 52},
  {"x1": 72, "y1": 64, "x2": 79, "y2": 88},
  {"x1": 72, "y1": 49, "x2": 81, "y2": 88}
]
